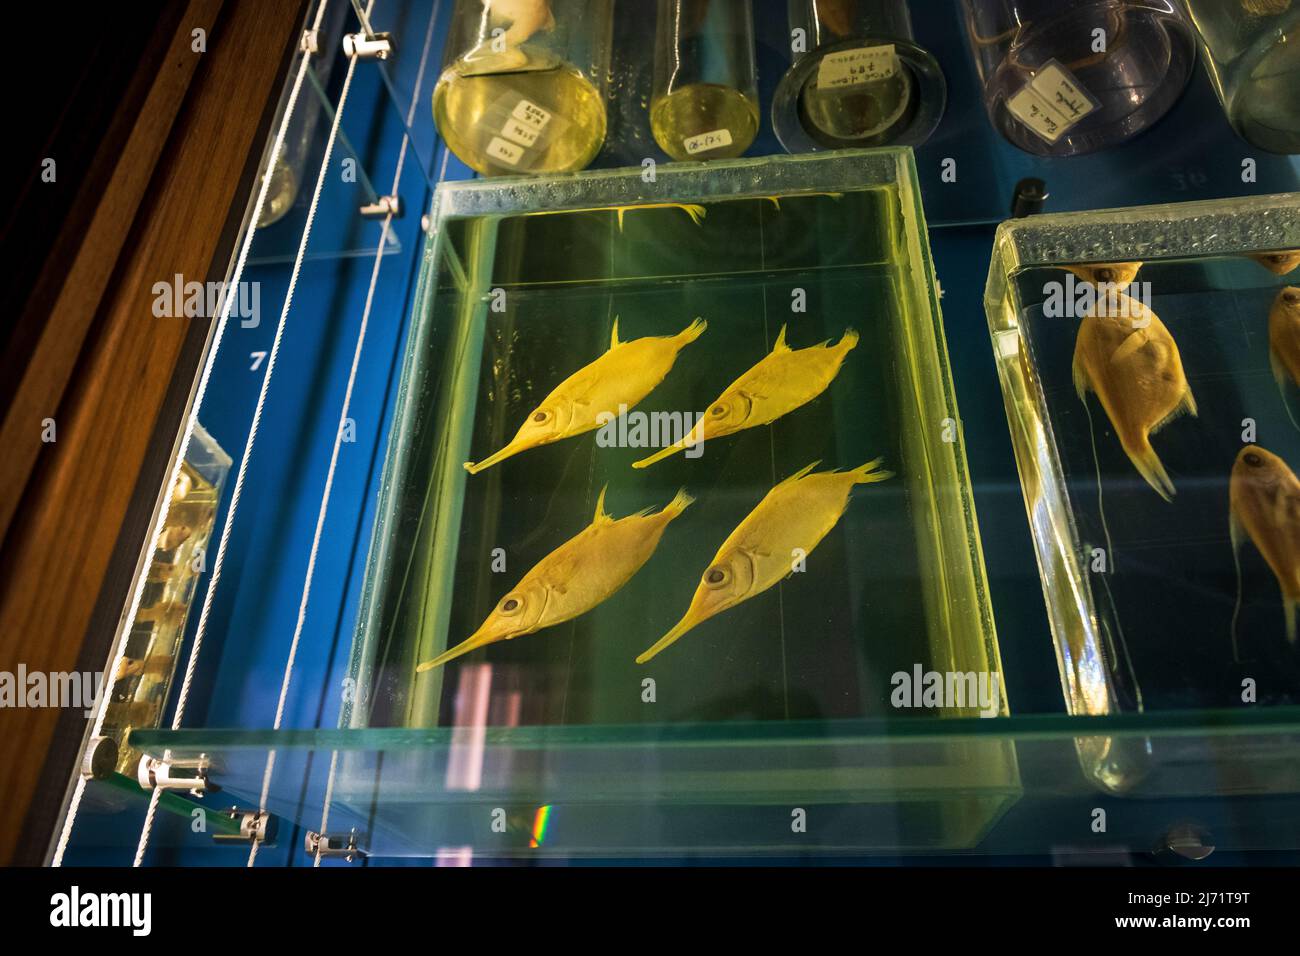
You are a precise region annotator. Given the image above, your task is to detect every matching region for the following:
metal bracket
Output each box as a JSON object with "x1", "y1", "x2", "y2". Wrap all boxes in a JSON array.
[
  {"x1": 212, "y1": 808, "x2": 277, "y2": 845},
  {"x1": 81, "y1": 736, "x2": 119, "y2": 780},
  {"x1": 137, "y1": 753, "x2": 210, "y2": 794},
  {"x1": 305, "y1": 829, "x2": 365, "y2": 862},
  {"x1": 360, "y1": 195, "x2": 403, "y2": 219},
  {"x1": 342, "y1": 31, "x2": 394, "y2": 60}
]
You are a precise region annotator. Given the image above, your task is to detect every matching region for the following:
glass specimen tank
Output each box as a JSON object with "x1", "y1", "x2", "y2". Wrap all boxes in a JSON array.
[
  {"x1": 337, "y1": 148, "x2": 1015, "y2": 853},
  {"x1": 985, "y1": 191, "x2": 1300, "y2": 793}
]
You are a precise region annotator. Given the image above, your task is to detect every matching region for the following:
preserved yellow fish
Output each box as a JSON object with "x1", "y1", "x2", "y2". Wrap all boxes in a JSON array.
[
  {"x1": 1230, "y1": 444, "x2": 1300, "y2": 646},
  {"x1": 1240, "y1": 0, "x2": 1292, "y2": 17},
  {"x1": 465, "y1": 317, "x2": 707, "y2": 474},
  {"x1": 418, "y1": 486, "x2": 695, "y2": 670},
  {"x1": 1269, "y1": 287, "x2": 1300, "y2": 387},
  {"x1": 1252, "y1": 251, "x2": 1300, "y2": 275},
  {"x1": 636, "y1": 459, "x2": 891, "y2": 663},
  {"x1": 1064, "y1": 261, "x2": 1142, "y2": 291},
  {"x1": 1072, "y1": 292, "x2": 1197, "y2": 501},
  {"x1": 486, "y1": 0, "x2": 555, "y2": 46},
  {"x1": 633, "y1": 324, "x2": 858, "y2": 468}
]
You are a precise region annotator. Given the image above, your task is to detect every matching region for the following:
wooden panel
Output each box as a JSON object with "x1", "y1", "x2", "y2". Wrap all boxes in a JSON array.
[
  {"x1": 0, "y1": 0, "x2": 308, "y2": 864},
  {"x1": 0, "y1": 1, "x2": 212, "y2": 547}
]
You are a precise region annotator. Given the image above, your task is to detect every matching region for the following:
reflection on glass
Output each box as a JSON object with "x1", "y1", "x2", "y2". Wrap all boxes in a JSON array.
[{"x1": 102, "y1": 426, "x2": 230, "y2": 774}]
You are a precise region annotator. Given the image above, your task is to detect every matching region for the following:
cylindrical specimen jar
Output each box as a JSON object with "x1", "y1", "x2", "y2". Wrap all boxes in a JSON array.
[
  {"x1": 772, "y1": 0, "x2": 946, "y2": 152},
  {"x1": 962, "y1": 0, "x2": 1196, "y2": 157},
  {"x1": 651, "y1": 0, "x2": 760, "y2": 161},
  {"x1": 258, "y1": 0, "x2": 350, "y2": 226},
  {"x1": 432, "y1": 0, "x2": 614, "y2": 175},
  {"x1": 1184, "y1": 0, "x2": 1300, "y2": 154}
]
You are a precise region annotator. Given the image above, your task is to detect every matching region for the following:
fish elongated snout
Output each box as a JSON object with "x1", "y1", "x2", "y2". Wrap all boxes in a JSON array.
[
  {"x1": 417, "y1": 626, "x2": 501, "y2": 671},
  {"x1": 465, "y1": 440, "x2": 535, "y2": 475},
  {"x1": 632, "y1": 422, "x2": 707, "y2": 469},
  {"x1": 636, "y1": 610, "x2": 706, "y2": 664}
]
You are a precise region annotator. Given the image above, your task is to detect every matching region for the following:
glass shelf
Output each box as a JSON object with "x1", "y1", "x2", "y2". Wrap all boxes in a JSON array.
[
  {"x1": 126, "y1": 707, "x2": 1300, "y2": 857},
  {"x1": 246, "y1": 43, "x2": 400, "y2": 264}
]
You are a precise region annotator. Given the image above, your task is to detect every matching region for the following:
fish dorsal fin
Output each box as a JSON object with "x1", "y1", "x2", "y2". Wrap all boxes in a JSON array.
[
  {"x1": 610, "y1": 317, "x2": 621, "y2": 350},
  {"x1": 776, "y1": 460, "x2": 821, "y2": 489},
  {"x1": 773, "y1": 324, "x2": 791, "y2": 353},
  {"x1": 593, "y1": 484, "x2": 613, "y2": 524}
]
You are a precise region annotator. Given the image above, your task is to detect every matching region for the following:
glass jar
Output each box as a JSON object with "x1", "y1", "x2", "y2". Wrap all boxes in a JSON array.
[
  {"x1": 432, "y1": 0, "x2": 615, "y2": 175},
  {"x1": 772, "y1": 0, "x2": 946, "y2": 153},
  {"x1": 961, "y1": 0, "x2": 1196, "y2": 157},
  {"x1": 651, "y1": 0, "x2": 760, "y2": 161},
  {"x1": 1185, "y1": 0, "x2": 1300, "y2": 154}
]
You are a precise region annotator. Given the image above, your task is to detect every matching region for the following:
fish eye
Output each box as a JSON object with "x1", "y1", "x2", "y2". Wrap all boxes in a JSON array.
[
  {"x1": 1244, "y1": 452, "x2": 1263, "y2": 468},
  {"x1": 704, "y1": 566, "x2": 730, "y2": 587},
  {"x1": 532, "y1": 410, "x2": 550, "y2": 424},
  {"x1": 500, "y1": 595, "x2": 523, "y2": 614},
  {"x1": 1284, "y1": 290, "x2": 1300, "y2": 304},
  {"x1": 1096, "y1": 268, "x2": 1115, "y2": 283},
  {"x1": 1269, "y1": 254, "x2": 1288, "y2": 264},
  {"x1": 709, "y1": 404, "x2": 727, "y2": 418}
]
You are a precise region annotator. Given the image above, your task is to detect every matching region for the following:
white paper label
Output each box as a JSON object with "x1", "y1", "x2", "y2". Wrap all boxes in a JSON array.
[
  {"x1": 817, "y1": 44, "x2": 897, "y2": 89},
  {"x1": 511, "y1": 98, "x2": 552, "y2": 131},
  {"x1": 683, "y1": 128, "x2": 734, "y2": 155},
  {"x1": 500, "y1": 115, "x2": 541, "y2": 148},
  {"x1": 486, "y1": 136, "x2": 524, "y2": 166},
  {"x1": 1006, "y1": 61, "x2": 1098, "y2": 143}
]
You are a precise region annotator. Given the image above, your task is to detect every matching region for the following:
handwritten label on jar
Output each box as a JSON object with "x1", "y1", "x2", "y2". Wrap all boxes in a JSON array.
[
  {"x1": 683, "y1": 128, "x2": 734, "y2": 155},
  {"x1": 511, "y1": 98, "x2": 553, "y2": 131},
  {"x1": 500, "y1": 115, "x2": 541, "y2": 148},
  {"x1": 817, "y1": 44, "x2": 897, "y2": 89},
  {"x1": 1006, "y1": 61, "x2": 1098, "y2": 143},
  {"x1": 486, "y1": 136, "x2": 525, "y2": 166}
]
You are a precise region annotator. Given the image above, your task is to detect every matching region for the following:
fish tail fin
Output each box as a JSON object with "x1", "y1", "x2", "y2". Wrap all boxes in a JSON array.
[
  {"x1": 849, "y1": 457, "x2": 894, "y2": 485},
  {"x1": 776, "y1": 460, "x2": 822, "y2": 489},
  {"x1": 675, "y1": 317, "x2": 707, "y2": 345},
  {"x1": 1230, "y1": 510, "x2": 1245, "y2": 662},
  {"x1": 1270, "y1": 350, "x2": 1300, "y2": 433},
  {"x1": 1071, "y1": 352, "x2": 1090, "y2": 403},
  {"x1": 417, "y1": 630, "x2": 496, "y2": 672},
  {"x1": 1271, "y1": 348, "x2": 1288, "y2": 389},
  {"x1": 636, "y1": 612, "x2": 702, "y2": 664},
  {"x1": 593, "y1": 484, "x2": 613, "y2": 523},
  {"x1": 660, "y1": 487, "x2": 695, "y2": 519},
  {"x1": 838, "y1": 328, "x2": 860, "y2": 352},
  {"x1": 1124, "y1": 435, "x2": 1175, "y2": 502}
]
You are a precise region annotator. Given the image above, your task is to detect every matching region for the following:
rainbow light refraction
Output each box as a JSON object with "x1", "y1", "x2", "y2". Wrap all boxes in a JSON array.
[{"x1": 529, "y1": 805, "x2": 553, "y2": 848}]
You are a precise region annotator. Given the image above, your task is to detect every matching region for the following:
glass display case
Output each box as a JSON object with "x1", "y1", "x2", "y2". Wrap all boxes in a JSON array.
[{"x1": 42, "y1": 0, "x2": 1300, "y2": 868}]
